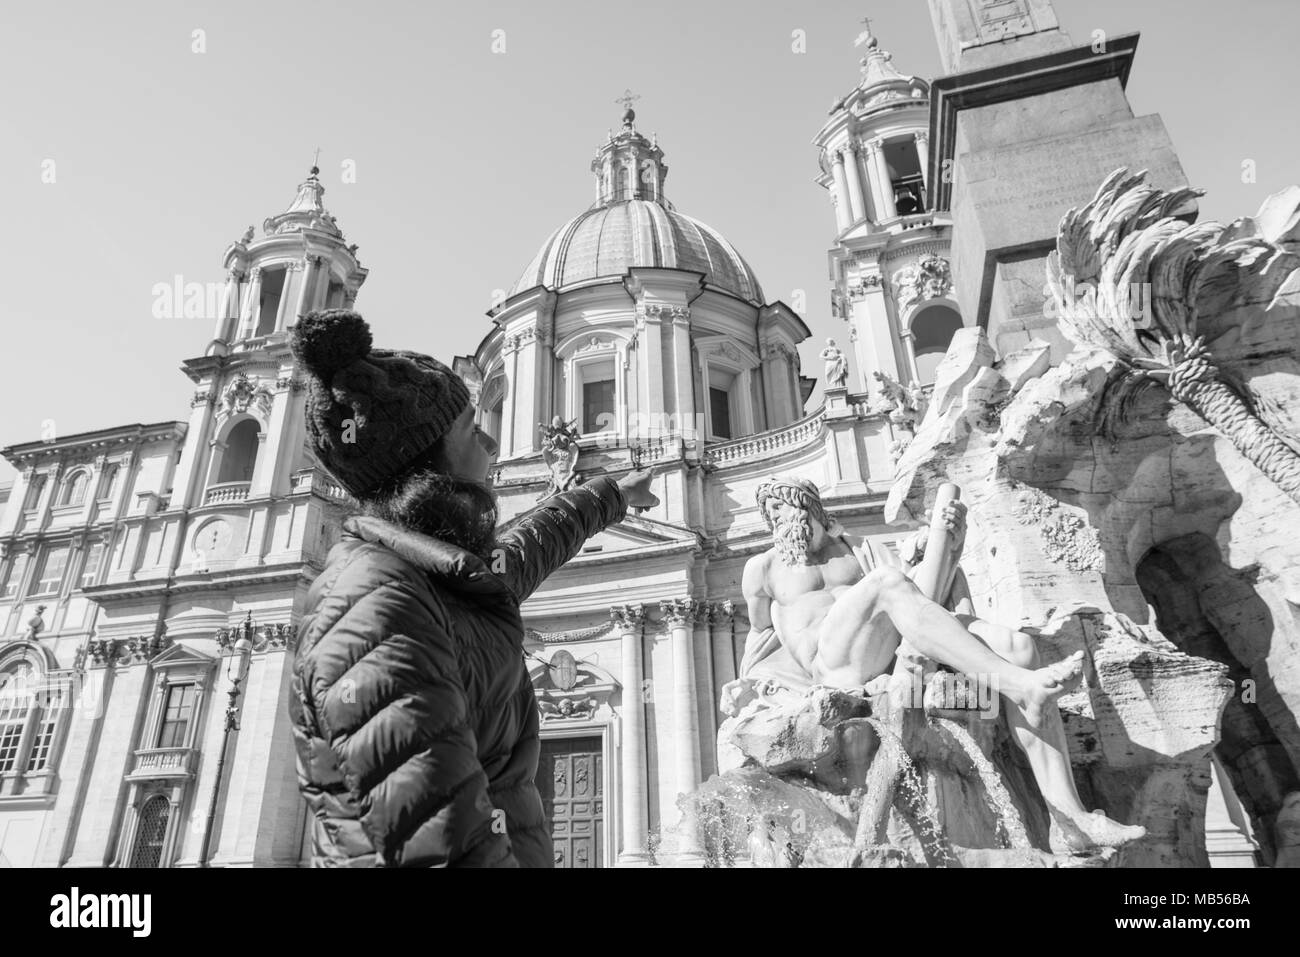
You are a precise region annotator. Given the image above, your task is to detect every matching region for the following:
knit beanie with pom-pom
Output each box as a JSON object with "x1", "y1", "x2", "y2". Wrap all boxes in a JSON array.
[{"x1": 290, "y1": 309, "x2": 470, "y2": 498}]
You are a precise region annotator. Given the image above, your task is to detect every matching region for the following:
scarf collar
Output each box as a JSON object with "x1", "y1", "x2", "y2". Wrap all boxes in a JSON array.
[{"x1": 343, "y1": 515, "x2": 511, "y2": 598}]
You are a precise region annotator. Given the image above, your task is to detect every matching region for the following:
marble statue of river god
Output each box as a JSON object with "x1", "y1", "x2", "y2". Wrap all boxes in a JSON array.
[{"x1": 733, "y1": 475, "x2": 1146, "y2": 855}]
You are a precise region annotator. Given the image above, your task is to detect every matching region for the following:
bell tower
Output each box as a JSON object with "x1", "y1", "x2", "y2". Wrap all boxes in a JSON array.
[
  {"x1": 170, "y1": 166, "x2": 368, "y2": 513},
  {"x1": 815, "y1": 21, "x2": 961, "y2": 399}
]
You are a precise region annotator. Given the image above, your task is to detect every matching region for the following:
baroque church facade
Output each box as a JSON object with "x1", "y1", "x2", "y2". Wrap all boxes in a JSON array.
[{"x1": 0, "y1": 23, "x2": 1255, "y2": 868}]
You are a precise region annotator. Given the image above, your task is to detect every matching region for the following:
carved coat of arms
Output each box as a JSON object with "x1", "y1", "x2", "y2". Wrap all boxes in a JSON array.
[
  {"x1": 892, "y1": 254, "x2": 952, "y2": 313},
  {"x1": 219, "y1": 373, "x2": 274, "y2": 422}
]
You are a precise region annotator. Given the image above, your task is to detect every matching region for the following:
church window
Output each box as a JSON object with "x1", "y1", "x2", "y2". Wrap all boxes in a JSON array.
[
  {"x1": 25, "y1": 681, "x2": 64, "y2": 772},
  {"x1": 23, "y1": 475, "x2": 46, "y2": 512},
  {"x1": 1, "y1": 554, "x2": 29, "y2": 600},
  {"x1": 30, "y1": 545, "x2": 70, "y2": 597},
  {"x1": 156, "y1": 683, "x2": 196, "y2": 749},
  {"x1": 0, "y1": 662, "x2": 63, "y2": 779},
  {"x1": 481, "y1": 378, "x2": 506, "y2": 444},
  {"x1": 910, "y1": 304, "x2": 963, "y2": 384},
  {"x1": 129, "y1": 795, "x2": 171, "y2": 868},
  {"x1": 255, "y1": 267, "x2": 287, "y2": 337},
  {"x1": 583, "y1": 378, "x2": 616, "y2": 435},
  {"x1": 0, "y1": 666, "x2": 32, "y2": 774},
  {"x1": 326, "y1": 279, "x2": 346, "y2": 309},
  {"x1": 79, "y1": 543, "x2": 105, "y2": 590},
  {"x1": 709, "y1": 387, "x2": 732, "y2": 441},
  {"x1": 706, "y1": 366, "x2": 738, "y2": 441},
  {"x1": 575, "y1": 357, "x2": 617, "y2": 435},
  {"x1": 98, "y1": 464, "x2": 120, "y2": 501},
  {"x1": 59, "y1": 470, "x2": 89, "y2": 507},
  {"x1": 216, "y1": 419, "x2": 261, "y2": 484},
  {"x1": 882, "y1": 139, "x2": 926, "y2": 216}
]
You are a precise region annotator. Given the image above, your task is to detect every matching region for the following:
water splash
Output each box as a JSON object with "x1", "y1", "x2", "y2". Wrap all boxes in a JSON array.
[
  {"x1": 934, "y1": 717, "x2": 1031, "y2": 849},
  {"x1": 858, "y1": 715, "x2": 956, "y2": 867}
]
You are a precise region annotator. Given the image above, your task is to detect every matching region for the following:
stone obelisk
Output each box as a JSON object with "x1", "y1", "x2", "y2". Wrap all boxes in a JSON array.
[{"x1": 924, "y1": 0, "x2": 1192, "y2": 360}]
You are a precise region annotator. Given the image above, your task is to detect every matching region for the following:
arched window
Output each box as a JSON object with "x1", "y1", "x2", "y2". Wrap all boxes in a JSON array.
[
  {"x1": 255, "y1": 267, "x2": 287, "y2": 337},
  {"x1": 0, "y1": 657, "x2": 66, "y2": 792},
  {"x1": 910, "y1": 305, "x2": 964, "y2": 384},
  {"x1": 217, "y1": 419, "x2": 261, "y2": 484},
  {"x1": 59, "y1": 470, "x2": 89, "y2": 507},
  {"x1": 129, "y1": 795, "x2": 171, "y2": 868},
  {"x1": 0, "y1": 665, "x2": 34, "y2": 774}
]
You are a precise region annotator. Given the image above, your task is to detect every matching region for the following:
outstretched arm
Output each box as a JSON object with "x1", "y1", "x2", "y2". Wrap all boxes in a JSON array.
[{"x1": 492, "y1": 477, "x2": 627, "y2": 603}]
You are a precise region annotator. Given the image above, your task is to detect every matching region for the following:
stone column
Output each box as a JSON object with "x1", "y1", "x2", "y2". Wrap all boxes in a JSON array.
[
  {"x1": 294, "y1": 256, "x2": 319, "y2": 324},
  {"x1": 213, "y1": 267, "x2": 243, "y2": 342},
  {"x1": 868, "y1": 139, "x2": 898, "y2": 221},
  {"x1": 901, "y1": 332, "x2": 922, "y2": 383},
  {"x1": 612, "y1": 604, "x2": 650, "y2": 865},
  {"x1": 274, "y1": 263, "x2": 297, "y2": 332},
  {"x1": 501, "y1": 335, "x2": 519, "y2": 456},
  {"x1": 914, "y1": 131, "x2": 930, "y2": 194},
  {"x1": 849, "y1": 275, "x2": 901, "y2": 402},
  {"x1": 862, "y1": 142, "x2": 887, "y2": 224},
  {"x1": 637, "y1": 306, "x2": 666, "y2": 441},
  {"x1": 662, "y1": 598, "x2": 703, "y2": 863},
  {"x1": 669, "y1": 307, "x2": 695, "y2": 450},
  {"x1": 830, "y1": 151, "x2": 852, "y2": 233},
  {"x1": 709, "y1": 601, "x2": 737, "y2": 694},
  {"x1": 237, "y1": 267, "x2": 263, "y2": 340},
  {"x1": 509, "y1": 327, "x2": 540, "y2": 455},
  {"x1": 171, "y1": 391, "x2": 215, "y2": 511},
  {"x1": 843, "y1": 147, "x2": 867, "y2": 224}
]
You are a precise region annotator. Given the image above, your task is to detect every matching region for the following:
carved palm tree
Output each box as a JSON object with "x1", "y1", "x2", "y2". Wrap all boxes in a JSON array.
[{"x1": 1046, "y1": 168, "x2": 1300, "y2": 504}]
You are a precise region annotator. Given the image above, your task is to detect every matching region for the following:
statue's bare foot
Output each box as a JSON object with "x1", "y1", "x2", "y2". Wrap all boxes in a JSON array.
[
  {"x1": 1019, "y1": 650, "x2": 1084, "y2": 727},
  {"x1": 1048, "y1": 803, "x2": 1147, "y2": 854}
]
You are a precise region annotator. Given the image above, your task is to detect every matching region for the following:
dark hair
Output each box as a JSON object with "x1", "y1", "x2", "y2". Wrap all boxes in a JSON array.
[{"x1": 359, "y1": 439, "x2": 497, "y2": 557}]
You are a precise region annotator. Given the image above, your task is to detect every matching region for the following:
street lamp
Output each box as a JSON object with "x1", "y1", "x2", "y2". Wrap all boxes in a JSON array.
[{"x1": 199, "y1": 611, "x2": 255, "y2": 867}]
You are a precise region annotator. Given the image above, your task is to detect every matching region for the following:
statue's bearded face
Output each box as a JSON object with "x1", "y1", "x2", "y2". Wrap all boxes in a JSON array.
[{"x1": 767, "y1": 500, "x2": 815, "y2": 566}]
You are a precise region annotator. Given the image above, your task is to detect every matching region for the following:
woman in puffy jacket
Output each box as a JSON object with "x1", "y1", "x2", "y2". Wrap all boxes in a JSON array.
[{"x1": 287, "y1": 309, "x2": 657, "y2": 867}]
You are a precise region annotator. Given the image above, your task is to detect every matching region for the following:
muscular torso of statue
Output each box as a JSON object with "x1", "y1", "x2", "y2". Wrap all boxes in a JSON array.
[{"x1": 751, "y1": 533, "x2": 909, "y2": 688}]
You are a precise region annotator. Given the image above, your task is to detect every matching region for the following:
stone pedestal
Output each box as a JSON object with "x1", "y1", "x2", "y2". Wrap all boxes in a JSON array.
[{"x1": 925, "y1": 5, "x2": 1192, "y2": 360}]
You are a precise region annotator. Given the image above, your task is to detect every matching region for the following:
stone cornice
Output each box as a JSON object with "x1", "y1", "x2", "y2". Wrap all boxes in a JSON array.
[
  {"x1": 2, "y1": 422, "x2": 187, "y2": 468},
  {"x1": 926, "y1": 33, "x2": 1139, "y2": 212}
]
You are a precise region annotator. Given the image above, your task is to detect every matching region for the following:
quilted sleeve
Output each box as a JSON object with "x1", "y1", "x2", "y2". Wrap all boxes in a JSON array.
[
  {"x1": 491, "y1": 476, "x2": 628, "y2": 603},
  {"x1": 292, "y1": 569, "x2": 518, "y2": 867}
]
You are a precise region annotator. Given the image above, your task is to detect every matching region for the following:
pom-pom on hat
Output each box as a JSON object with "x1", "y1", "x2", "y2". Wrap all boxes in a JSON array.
[{"x1": 290, "y1": 309, "x2": 470, "y2": 498}]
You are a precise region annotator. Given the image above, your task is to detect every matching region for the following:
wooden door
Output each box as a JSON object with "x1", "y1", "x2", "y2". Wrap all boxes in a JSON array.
[{"x1": 537, "y1": 735, "x2": 603, "y2": 868}]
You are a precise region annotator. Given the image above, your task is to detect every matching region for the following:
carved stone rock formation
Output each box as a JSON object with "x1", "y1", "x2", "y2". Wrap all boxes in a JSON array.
[{"x1": 886, "y1": 246, "x2": 1300, "y2": 863}]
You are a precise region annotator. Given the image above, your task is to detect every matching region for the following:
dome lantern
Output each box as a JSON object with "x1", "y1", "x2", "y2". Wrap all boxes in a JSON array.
[{"x1": 591, "y1": 91, "x2": 668, "y2": 206}]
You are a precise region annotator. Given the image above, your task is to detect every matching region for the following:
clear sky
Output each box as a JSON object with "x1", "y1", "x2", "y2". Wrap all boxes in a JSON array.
[{"x1": 1, "y1": 0, "x2": 1296, "y2": 483}]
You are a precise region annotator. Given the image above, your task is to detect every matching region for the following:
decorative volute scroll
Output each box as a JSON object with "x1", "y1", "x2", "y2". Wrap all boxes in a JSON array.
[
  {"x1": 609, "y1": 603, "x2": 647, "y2": 633},
  {"x1": 659, "y1": 597, "x2": 701, "y2": 627}
]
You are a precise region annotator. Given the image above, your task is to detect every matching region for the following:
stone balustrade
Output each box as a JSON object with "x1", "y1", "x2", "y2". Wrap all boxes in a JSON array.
[
  {"x1": 704, "y1": 410, "x2": 827, "y2": 468},
  {"x1": 128, "y1": 746, "x2": 198, "y2": 780},
  {"x1": 289, "y1": 469, "x2": 352, "y2": 503},
  {"x1": 203, "y1": 481, "x2": 251, "y2": 506}
]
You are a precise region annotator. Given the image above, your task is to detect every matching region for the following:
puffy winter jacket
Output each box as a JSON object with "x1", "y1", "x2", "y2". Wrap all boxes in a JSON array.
[{"x1": 290, "y1": 477, "x2": 628, "y2": 867}]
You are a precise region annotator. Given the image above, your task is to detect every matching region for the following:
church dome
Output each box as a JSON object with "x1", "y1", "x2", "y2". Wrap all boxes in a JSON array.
[
  {"x1": 508, "y1": 105, "x2": 764, "y2": 306},
  {"x1": 510, "y1": 199, "x2": 764, "y2": 305}
]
